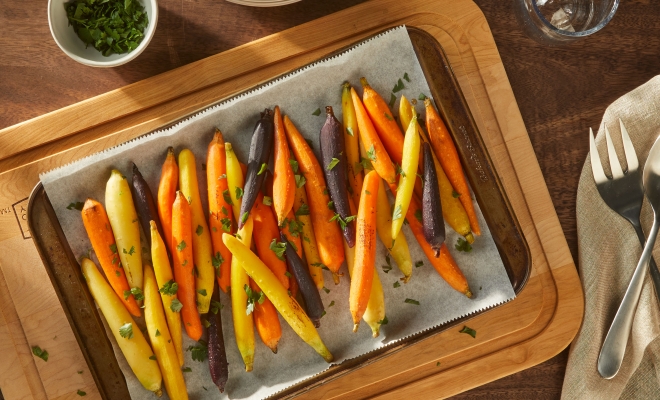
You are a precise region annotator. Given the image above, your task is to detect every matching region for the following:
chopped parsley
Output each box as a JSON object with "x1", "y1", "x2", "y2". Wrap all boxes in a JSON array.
[
  {"x1": 123, "y1": 246, "x2": 136, "y2": 255},
  {"x1": 77, "y1": 389, "x2": 86, "y2": 396},
  {"x1": 149, "y1": 355, "x2": 157, "y2": 360},
  {"x1": 270, "y1": 239, "x2": 287, "y2": 260},
  {"x1": 392, "y1": 78, "x2": 405, "y2": 93},
  {"x1": 415, "y1": 261, "x2": 424, "y2": 268},
  {"x1": 295, "y1": 204, "x2": 310, "y2": 216},
  {"x1": 244, "y1": 284, "x2": 265, "y2": 315},
  {"x1": 322, "y1": 287, "x2": 330, "y2": 294},
  {"x1": 366, "y1": 145, "x2": 377, "y2": 162},
  {"x1": 459, "y1": 326, "x2": 477, "y2": 338},
  {"x1": 404, "y1": 298, "x2": 420, "y2": 305},
  {"x1": 389, "y1": 93, "x2": 396, "y2": 108},
  {"x1": 452, "y1": 190, "x2": 461, "y2": 198},
  {"x1": 177, "y1": 240, "x2": 187, "y2": 252},
  {"x1": 31, "y1": 346, "x2": 49, "y2": 362},
  {"x1": 393, "y1": 281, "x2": 401, "y2": 288},
  {"x1": 196, "y1": 225, "x2": 203, "y2": 236},
  {"x1": 210, "y1": 300, "x2": 223, "y2": 314},
  {"x1": 197, "y1": 289, "x2": 207, "y2": 296},
  {"x1": 455, "y1": 238, "x2": 473, "y2": 253},
  {"x1": 235, "y1": 187, "x2": 244, "y2": 200},
  {"x1": 221, "y1": 218, "x2": 231, "y2": 232},
  {"x1": 257, "y1": 163, "x2": 268, "y2": 175},
  {"x1": 170, "y1": 299, "x2": 183, "y2": 313},
  {"x1": 67, "y1": 202, "x2": 84, "y2": 211},
  {"x1": 222, "y1": 189, "x2": 234, "y2": 206},
  {"x1": 182, "y1": 367, "x2": 192, "y2": 373},
  {"x1": 119, "y1": 323, "x2": 134, "y2": 339},
  {"x1": 289, "y1": 159, "x2": 299, "y2": 173},
  {"x1": 187, "y1": 340, "x2": 208, "y2": 362},
  {"x1": 123, "y1": 287, "x2": 144, "y2": 301},
  {"x1": 414, "y1": 209, "x2": 423, "y2": 223},
  {"x1": 155, "y1": 329, "x2": 160, "y2": 337},
  {"x1": 312, "y1": 108, "x2": 322, "y2": 116},
  {"x1": 295, "y1": 174, "x2": 306, "y2": 188},
  {"x1": 263, "y1": 196, "x2": 273, "y2": 206},
  {"x1": 378, "y1": 316, "x2": 389, "y2": 325},
  {"x1": 419, "y1": 93, "x2": 427, "y2": 101},
  {"x1": 382, "y1": 255, "x2": 393, "y2": 273},
  {"x1": 403, "y1": 72, "x2": 410, "y2": 82},
  {"x1": 326, "y1": 158, "x2": 340, "y2": 171},
  {"x1": 159, "y1": 280, "x2": 178, "y2": 296},
  {"x1": 241, "y1": 212, "x2": 249, "y2": 225}
]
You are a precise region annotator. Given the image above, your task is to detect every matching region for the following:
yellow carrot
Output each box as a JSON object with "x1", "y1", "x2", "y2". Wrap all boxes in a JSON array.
[
  {"x1": 225, "y1": 142, "x2": 255, "y2": 372},
  {"x1": 81, "y1": 258, "x2": 162, "y2": 394},
  {"x1": 391, "y1": 109, "x2": 420, "y2": 240},
  {"x1": 178, "y1": 149, "x2": 214, "y2": 313},
  {"x1": 143, "y1": 266, "x2": 188, "y2": 400},
  {"x1": 105, "y1": 169, "x2": 143, "y2": 290},
  {"x1": 342, "y1": 82, "x2": 363, "y2": 209},
  {"x1": 150, "y1": 221, "x2": 184, "y2": 366},
  {"x1": 375, "y1": 181, "x2": 412, "y2": 282},
  {"x1": 399, "y1": 96, "x2": 474, "y2": 243},
  {"x1": 293, "y1": 185, "x2": 324, "y2": 289},
  {"x1": 223, "y1": 233, "x2": 333, "y2": 362}
]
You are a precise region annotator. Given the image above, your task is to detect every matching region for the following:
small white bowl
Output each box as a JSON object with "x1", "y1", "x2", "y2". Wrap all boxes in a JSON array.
[{"x1": 48, "y1": 0, "x2": 158, "y2": 68}]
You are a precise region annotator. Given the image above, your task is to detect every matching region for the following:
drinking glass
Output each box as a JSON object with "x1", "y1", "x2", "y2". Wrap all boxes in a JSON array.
[{"x1": 515, "y1": 0, "x2": 619, "y2": 45}]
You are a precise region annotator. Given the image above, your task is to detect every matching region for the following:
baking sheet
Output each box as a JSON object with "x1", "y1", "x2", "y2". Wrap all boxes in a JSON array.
[{"x1": 40, "y1": 26, "x2": 516, "y2": 399}]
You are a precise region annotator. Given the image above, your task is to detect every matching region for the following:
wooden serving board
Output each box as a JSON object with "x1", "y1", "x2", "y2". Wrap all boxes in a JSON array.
[{"x1": 0, "y1": 0, "x2": 584, "y2": 398}]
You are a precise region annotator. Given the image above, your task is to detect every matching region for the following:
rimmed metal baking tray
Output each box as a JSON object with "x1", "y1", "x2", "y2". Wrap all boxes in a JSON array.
[{"x1": 28, "y1": 26, "x2": 530, "y2": 399}]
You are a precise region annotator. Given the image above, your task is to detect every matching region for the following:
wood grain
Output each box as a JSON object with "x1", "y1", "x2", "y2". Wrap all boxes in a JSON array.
[{"x1": 3, "y1": 0, "x2": 654, "y2": 396}]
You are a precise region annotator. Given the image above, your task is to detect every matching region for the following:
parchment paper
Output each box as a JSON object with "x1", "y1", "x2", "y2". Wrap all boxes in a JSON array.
[{"x1": 40, "y1": 26, "x2": 516, "y2": 399}]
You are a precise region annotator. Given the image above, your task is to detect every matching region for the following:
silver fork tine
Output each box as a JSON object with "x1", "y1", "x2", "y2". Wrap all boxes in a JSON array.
[
  {"x1": 620, "y1": 119, "x2": 639, "y2": 173},
  {"x1": 591, "y1": 128, "x2": 608, "y2": 184},
  {"x1": 605, "y1": 125, "x2": 625, "y2": 179}
]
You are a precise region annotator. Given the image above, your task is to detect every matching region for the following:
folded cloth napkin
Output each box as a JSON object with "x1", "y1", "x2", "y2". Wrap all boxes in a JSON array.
[{"x1": 563, "y1": 76, "x2": 660, "y2": 399}]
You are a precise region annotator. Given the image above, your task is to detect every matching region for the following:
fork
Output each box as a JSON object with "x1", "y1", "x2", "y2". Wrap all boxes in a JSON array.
[{"x1": 591, "y1": 120, "x2": 660, "y2": 377}]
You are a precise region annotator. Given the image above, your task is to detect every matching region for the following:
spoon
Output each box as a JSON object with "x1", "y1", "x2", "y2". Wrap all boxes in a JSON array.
[{"x1": 598, "y1": 134, "x2": 660, "y2": 379}]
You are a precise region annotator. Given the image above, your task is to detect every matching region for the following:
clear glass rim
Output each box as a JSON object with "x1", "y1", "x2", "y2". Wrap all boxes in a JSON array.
[{"x1": 530, "y1": 0, "x2": 620, "y2": 38}]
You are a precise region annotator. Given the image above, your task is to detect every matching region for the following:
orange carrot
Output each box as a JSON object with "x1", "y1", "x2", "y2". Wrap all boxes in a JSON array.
[
  {"x1": 399, "y1": 194, "x2": 471, "y2": 297},
  {"x1": 252, "y1": 191, "x2": 289, "y2": 289},
  {"x1": 350, "y1": 88, "x2": 397, "y2": 185},
  {"x1": 283, "y1": 115, "x2": 345, "y2": 275},
  {"x1": 360, "y1": 77, "x2": 405, "y2": 164},
  {"x1": 249, "y1": 278, "x2": 282, "y2": 353},
  {"x1": 158, "y1": 147, "x2": 178, "y2": 254},
  {"x1": 425, "y1": 99, "x2": 480, "y2": 236},
  {"x1": 350, "y1": 171, "x2": 380, "y2": 331},
  {"x1": 272, "y1": 106, "x2": 296, "y2": 226},
  {"x1": 207, "y1": 129, "x2": 233, "y2": 293},
  {"x1": 171, "y1": 191, "x2": 203, "y2": 341},
  {"x1": 81, "y1": 198, "x2": 141, "y2": 317}
]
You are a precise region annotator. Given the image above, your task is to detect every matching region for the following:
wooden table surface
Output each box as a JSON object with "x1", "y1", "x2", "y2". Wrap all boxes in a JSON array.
[{"x1": 2, "y1": 0, "x2": 660, "y2": 397}]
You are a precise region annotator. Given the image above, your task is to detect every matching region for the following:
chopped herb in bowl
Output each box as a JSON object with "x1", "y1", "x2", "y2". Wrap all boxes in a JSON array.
[{"x1": 65, "y1": 0, "x2": 149, "y2": 57}]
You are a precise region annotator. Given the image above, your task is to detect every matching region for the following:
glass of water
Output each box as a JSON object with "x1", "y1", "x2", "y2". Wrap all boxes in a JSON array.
[{"x1": 515, "y1": 0, "x2": 619, "y2": 45}]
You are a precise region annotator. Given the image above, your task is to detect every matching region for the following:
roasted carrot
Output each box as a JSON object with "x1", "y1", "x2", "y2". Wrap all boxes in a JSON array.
[
  {"x1": 81, "y1": 258, "x2": 162, "y2": 394},
  {"x1": 178, "y1": 149, "x2": 214, "y2": 313},
  {"x1": 375, "y1": 183, "x2": 412, "y2": 282},
  {"x1": 350, "y1": 171, "x2": 380, "y2": 331},
  {"x1": 391, "y1": 108, "x2": 420, "y2": 240},
  {"x1": 283, "y1": 115, "x2": 345, "y2": 276},
  {"x1": 106, "y1": 169, "x2": 143, "y2": 291},
  {"x1": 252, "y1": 191, "x2": 289, "y2": 289},
  {"x1": 281, "y1": 208, "x2": 304, "y2": 293},
  {"x1": 402, "y1": 196, "x2": 472, "y2": 297},
  {"x1": 399, "y1": 96, "x2": 474, "y2": 243},
  {"x1": 341, "y1": 82, "x2": 364, "y2": 209},
  {"x1": 225, "y1": 142, "x2": 256, "y2": 371},
  {"x1": 150, "y1": 221, "x2": 184, "y2": 367},
  {"x1": 425, "y1": 98, "x2": 480, "y2": 236},
  {"x1": 171, "y1": 191, "x2": 203, "y2": 341},
  {"x1": 293, "y1": 185, "x2": 324, "y2": 289},
  {"x1": 250, "y1": 278, "x2": 282, "y2": 353},
  {"x1": 81, "y1": 199, "x2": 141, "y2": 317},
  {"x1": 350, "y1": 88, "x2": 397, "y2": 185},
  {"x1": 223, "y1": 233, "x2": 333, "y2": 362},
  {"x1": 143, "y1": 265, "x2": 188, "y2": 400},
  {"x1": 272, "y1": 106, "x2": 296, "y2": 226},
  {"x1": 207, "y1": 129, "x2": 234, "y2": 293},
  {"x1": 360, "y1": 77, "x2": 405, "y2": 163},
  {"x1": 158, "y1": 147, "x2": 178, "y2": 254}
]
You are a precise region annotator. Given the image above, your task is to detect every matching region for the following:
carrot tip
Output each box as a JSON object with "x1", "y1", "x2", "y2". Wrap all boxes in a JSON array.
[
  {"x1": 372, "y1": 328, "x2": 380, "y2": 338},
  {"x1": 332, "y1": 273, "x2": 341, "y2": 285},
  {"x1": 353, "y1": 323, "x2": 359, "y2": 333},
  {"x1": 401, "y1": 275, "x2": 411, "y2": 284},
  {"x1": 245, "y1": 364, "x2": 253, "y2": 372},
  {"x1": 359, "y1": 77, "x2": 369, "y2": 88},
  {"x1": 154, "y1": 389, "x2": 163, "y2": 398},
  {"x1": 465, "y1": 288, "x2": 473, "y2": 298},
  {"x1": 271, "y1": 347, "x2": 278, "y2": 354},
  {"x1": 465, "y1": 233, "x2": 475, "y2": 244}
]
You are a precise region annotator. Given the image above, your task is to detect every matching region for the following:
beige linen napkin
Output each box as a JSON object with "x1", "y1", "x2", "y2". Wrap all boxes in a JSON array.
[{"x1": 563, "y1": 76, "x2": 660, "y2": 399}]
